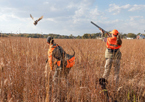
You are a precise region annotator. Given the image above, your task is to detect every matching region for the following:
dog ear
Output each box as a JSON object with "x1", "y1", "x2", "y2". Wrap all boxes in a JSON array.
[{"x1": 99, "y1": 78, "x2": 108, "y2": 85}]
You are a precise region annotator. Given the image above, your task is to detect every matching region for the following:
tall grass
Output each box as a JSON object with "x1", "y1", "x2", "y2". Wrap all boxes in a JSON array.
[{"x1": 0, "y1": 37, "x2": 145, "y2": 102}]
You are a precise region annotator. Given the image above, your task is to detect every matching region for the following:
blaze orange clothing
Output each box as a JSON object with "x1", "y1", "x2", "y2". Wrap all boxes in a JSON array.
[
  {"x1": 48, "y1": 43, "x2": 75, "y2": 70},
  {"x1": 66, "y1": 56, "x2": 75, "y2": 68},
  {"x1": 106, "y1": 36, "x2": 121, "y2": 49},
  {"x1": 48, "y1": 44, "x2": 57, "y2": 70},
  {"x1": 48, "y1": 43, "x2": 66, "y2": 70}
]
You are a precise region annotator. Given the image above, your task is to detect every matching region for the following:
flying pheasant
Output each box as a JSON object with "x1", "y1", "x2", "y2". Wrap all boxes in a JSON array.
[{"x1": 30, "y1": 14, "x2": 43, "y2": 25}]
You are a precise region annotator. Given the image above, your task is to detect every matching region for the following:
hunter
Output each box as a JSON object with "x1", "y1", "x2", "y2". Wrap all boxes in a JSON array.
[
  {"x1": 99, "y1": 29, "x2": 122, "y2": 91},
  {"x1": 46, "y1": 36, "x2": 75, "y2": 102}
]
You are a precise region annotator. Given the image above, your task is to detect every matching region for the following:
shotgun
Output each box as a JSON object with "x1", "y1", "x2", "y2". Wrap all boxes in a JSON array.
[{"x1": 90, "y1": 21, "x2": 111, "y2": 37}]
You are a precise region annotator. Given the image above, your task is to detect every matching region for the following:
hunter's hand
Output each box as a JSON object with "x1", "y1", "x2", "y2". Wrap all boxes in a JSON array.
[
  {"x1": 99, "y1": 28, "x2": 104, "y2": 34},
  {"x1": 99, "y1": 28, "x2": 105, "y2": 37}
]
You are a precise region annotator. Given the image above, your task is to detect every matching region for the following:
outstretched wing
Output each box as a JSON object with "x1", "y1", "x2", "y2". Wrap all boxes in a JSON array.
[
  {"x1": 37, "y1": 16, "x2": 43, "y2": 21},
  {"x1": 30, "y1": 14, "x2": 34, "y2": 21}
]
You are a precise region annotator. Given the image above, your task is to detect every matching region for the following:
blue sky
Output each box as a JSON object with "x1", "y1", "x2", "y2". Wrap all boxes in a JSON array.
[{"x1": 0, "y1": 0, "x2": 145, "y2": 36}]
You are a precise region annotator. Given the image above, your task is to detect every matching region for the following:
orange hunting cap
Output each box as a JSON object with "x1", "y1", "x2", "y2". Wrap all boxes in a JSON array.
[{"x1": 110, "y1": 29, "x2": 118, "y2": 35}]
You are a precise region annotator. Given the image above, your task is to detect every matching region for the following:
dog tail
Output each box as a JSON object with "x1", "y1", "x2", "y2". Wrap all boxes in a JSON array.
[{"x1": 71, "y1": 47, "x2": 75, "y2": 57}]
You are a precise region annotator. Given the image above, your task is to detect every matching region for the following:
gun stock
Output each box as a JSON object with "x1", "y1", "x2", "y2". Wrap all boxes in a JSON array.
[{"x1": 91, "y1": 21, "x2": 111, "y2": 37}]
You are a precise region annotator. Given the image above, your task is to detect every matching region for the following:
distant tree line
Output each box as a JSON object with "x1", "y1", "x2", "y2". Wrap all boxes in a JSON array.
[{"x1": 0, "y1": 32, "x2": 144, "y2": 39}]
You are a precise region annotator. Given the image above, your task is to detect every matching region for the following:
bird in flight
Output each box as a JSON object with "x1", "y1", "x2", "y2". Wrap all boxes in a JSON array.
[{"x1": 30, "y1": 14, "x2": 43, "y2": 25}]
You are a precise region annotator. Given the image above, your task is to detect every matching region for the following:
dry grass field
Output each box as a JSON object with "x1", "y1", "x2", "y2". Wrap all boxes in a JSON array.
[{"x1": 0, "y1": 37, "x2": 145, "y2": 102}]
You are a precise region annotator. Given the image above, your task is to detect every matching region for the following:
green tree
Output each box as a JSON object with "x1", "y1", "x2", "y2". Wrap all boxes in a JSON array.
[
  {"x1": 137, "y1": 33, "x2": 141, "y2": 35},
  {"x1": 82, "y1": 33, "x2": 89, "y2": 39},
  {"x1": 127, "y1": 33, "x2": 136, "y2": 38},
  {"x1": 77, "y1": 35, "x2": 82, "y2": 39},
  {"x1": 69, "y1": 34, "x2": 73, "y2": 39}
]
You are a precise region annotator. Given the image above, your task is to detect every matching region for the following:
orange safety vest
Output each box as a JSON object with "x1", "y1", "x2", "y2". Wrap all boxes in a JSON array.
[
  {"x1": 48, "y1": 44, "x2": 59, "y2": 70},
  {"x1": 66, "y1": 56, "x2": 75, "y2": 68},
  {"x1": 106, "y1": 37, "x2": 121, "y2": 49},
  {"x1": 48, "y1": 44, "x2": 75, "y2": 70},
  {"x1": 56, "y1": 56, "x2": 75, "y2": 68}
]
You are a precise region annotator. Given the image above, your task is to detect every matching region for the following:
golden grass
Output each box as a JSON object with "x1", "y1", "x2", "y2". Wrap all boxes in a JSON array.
[{"x1": 0, "y1": 37, "x2": 145, "y2": 102}]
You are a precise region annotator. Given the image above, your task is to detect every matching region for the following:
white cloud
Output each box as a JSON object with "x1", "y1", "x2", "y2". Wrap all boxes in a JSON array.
[
  {"x1": 72, "y1": 1, "x2": 91, "y2": 23},
  {"x1": 1, "y1": 0, "x2": 145, "y2": 35},
  {"x1": 90, "y1": 6, "x2": 101, "y2": 16},
  {"x1": 66, "y1": 1, "x2": 78, "y2": 9},
  {"x1": 45, "y1": 18, "x2": 55, "y2": 22},
  {"x1": 72, "y1": 1, "x2": 103, "y2": 24},
  {"x1": 128, "y1": 4, "x2": 145, "y2": 11},
  {"x1": 43, "y1": 1, "x2": 49, "y2": 5},
  {"x1": 123, "y1": 4, "x2": 131, "y2": 9},
  {"x1": 108, "y1": 4, "x2": 130, "y2": 15},
  {"x1": 50, "y1": 6, "x2": 59, "y2": 12},
  {"x1": 0, "y1": 14, "x2": 7, "y2": 21},
  {"x1": 108, "y1": 4, "x2": 145, "y2": 15},
  {"x1": 117, "y1": 16, "x2": 145, "y2": 34},
  {"x1": 130, "y1": 16, "x2": 143, "y2": 21}
]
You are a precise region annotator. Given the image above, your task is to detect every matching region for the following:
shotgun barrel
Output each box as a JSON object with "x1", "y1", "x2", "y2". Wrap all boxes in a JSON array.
[{"x1": 91, "y1": 21, "x2": 111, "y2": 37}]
